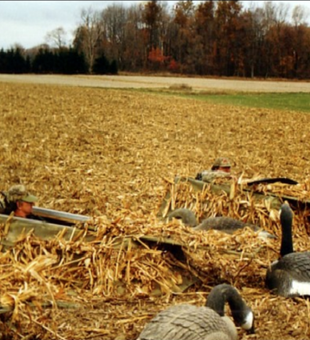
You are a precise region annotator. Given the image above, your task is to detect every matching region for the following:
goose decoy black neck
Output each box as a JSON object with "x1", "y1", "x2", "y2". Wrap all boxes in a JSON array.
[
  {"x1": 266, "y1": 202, "x2": 310, "y2": 297},
  {"x1": 206, "y1": 283, "x2": 255, "y2": 334},
  {"x1": 279, "y1": 203, "x2": 294, "y2": 257},
  {"x1": 167, "y1": 208, "x2": 197, "y2": 228}
]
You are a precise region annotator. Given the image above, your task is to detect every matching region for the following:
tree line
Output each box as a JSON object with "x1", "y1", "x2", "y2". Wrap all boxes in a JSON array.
[
  {"x1": 0, "y1": 48, "x2": 117, "y2": 75},
  {"x1": 1, "y1": 0, "x2": 310, "y2": 79}
]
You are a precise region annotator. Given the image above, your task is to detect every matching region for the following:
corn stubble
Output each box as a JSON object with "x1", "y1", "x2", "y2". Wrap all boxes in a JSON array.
[{"x1": 0, "y1": 82, "x2": 310, "y2": 340}]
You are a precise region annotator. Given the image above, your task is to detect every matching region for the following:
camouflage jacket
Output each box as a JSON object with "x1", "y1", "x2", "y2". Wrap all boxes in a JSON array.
[
  {"x1": 0, "y1": 191, "x2": 7, "y2": 213},
  {"x1": 0, "y1": 191, "x2": 15, "y2": 214},
  {"x1": 197, "y1": 170, "x2": 232, "y2": 183}
]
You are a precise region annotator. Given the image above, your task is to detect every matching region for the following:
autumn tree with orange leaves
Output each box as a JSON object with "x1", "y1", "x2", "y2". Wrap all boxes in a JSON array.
[{"x1": 3, "y1": 0, "x2": 310, "y2": 78}]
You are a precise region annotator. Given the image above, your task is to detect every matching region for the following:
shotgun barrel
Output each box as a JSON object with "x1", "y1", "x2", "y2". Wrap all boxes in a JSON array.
[{"x1": 32, "y1": 206, "x2": 90, "y2": 224}]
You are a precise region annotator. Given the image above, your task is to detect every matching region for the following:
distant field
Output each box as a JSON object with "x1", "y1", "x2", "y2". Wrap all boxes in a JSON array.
[
  {"x1": 0, "y1": 73, "x2": 310, "y2": 92},
  {"x1": 1, "y1": 73, "x2": 309, "y2": 113}
]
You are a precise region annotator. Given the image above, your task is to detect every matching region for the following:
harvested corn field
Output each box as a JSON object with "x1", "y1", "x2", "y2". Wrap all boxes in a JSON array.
[{"x1": 1, "y1": 79, "x2": 310, "y2": 340}]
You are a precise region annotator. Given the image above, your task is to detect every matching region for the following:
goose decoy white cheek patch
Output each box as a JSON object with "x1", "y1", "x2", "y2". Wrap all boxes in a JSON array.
[{"x1": 243, "y1": 311, "x2": 254, "y2": 331}]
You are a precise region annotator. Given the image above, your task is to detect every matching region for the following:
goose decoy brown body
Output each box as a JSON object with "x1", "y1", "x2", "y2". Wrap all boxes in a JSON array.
[
  {"x1": 167, "y1": 208, "x2": 275, "y2": 239},
  {"x1": 266, "y1": 203, "x2": 310, "y2": 297},
  {"x1": 136, "y1": 283, "x2": 254, "y2": 340},
  {"x1": 195, "y1": 216, "x2": 261, "y2": 233}
]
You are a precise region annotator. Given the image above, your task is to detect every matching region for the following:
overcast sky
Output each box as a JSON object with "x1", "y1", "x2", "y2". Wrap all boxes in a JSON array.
[{"x1": 1, "y1": 1, "x2": 310, "y2": 50}]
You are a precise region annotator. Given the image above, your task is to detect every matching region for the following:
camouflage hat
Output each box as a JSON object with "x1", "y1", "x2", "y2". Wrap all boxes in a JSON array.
[
  {"x1": 7, "y1": 184, "x2": 38, "y2": 203},
  {"x1": 212, "y1": 157, "x2": 231, "y2": 169}
]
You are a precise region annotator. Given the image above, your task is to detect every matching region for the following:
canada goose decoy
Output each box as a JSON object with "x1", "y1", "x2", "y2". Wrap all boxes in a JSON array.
[
  {"x1": 136, "y1": 283, "x2": 254, "y2": 340},
  {"x1": 266, "y1": 203, "x2": 310, "y2": 297},
  {"x1": 194, "y1": 216, "x2": 276, "y2": 239},
  {"x1": 167, "y1": 208, "x2": 275, "y2": 239}
]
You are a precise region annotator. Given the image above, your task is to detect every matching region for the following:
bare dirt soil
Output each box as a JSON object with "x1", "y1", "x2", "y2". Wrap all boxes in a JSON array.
[
  {"x1": 0, "y1": 73, "x2": 310, "y2": 92},
  {"x1": 1, "y1": 76, "x2": 310, "y2": 340}
]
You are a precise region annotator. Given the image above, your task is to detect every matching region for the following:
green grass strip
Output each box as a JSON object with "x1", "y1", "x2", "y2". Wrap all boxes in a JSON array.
[{"x1": 178, "y1": 92, "x2": 310, "y2": 113}]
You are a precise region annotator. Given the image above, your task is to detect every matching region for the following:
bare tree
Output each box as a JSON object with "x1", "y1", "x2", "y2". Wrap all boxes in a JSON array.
[
  {"x1": 100, "y1": 4, "x2": 128, "y2": 65},
  {"x1": 122, "y1": 4, "x2": 146, "y2": 71},
  {"x1": 75, "y1": 7, "x2": 103, "y2": 73},
  {"x1": 45, "y1": 27, "x2": 67, "y2": 48},
  {"x1": 292, "y1": 5, "x2": 310, "y2": 27},
  {"x1": 172, "y1": 0, "x2": 196, "y2": 71}
]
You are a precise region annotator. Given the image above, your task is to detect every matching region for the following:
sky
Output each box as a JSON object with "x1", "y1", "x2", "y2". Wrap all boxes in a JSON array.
[{"x1": 1, "y1": 1, "x2": 310, "y2": 50}]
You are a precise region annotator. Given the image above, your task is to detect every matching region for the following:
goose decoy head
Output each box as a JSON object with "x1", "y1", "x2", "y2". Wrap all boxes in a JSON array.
[
  {"x1": 206, "y1": 283, "x2": 255, "y2": 334},
  {"x1": 280, "y1": 203, "x2": 293, "y2": 228},
  {"x1": 167, "y1": 208, "x2": 197, "y2": 228}
]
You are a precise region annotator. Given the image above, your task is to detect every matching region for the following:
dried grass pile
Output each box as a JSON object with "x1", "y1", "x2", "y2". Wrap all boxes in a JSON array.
[
  {"x1": 1, "y1": 81, "x2": 310, "y2": 339},
  {"x1": 0, "y1": 213, "x2": 273, "y2": 339}
]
